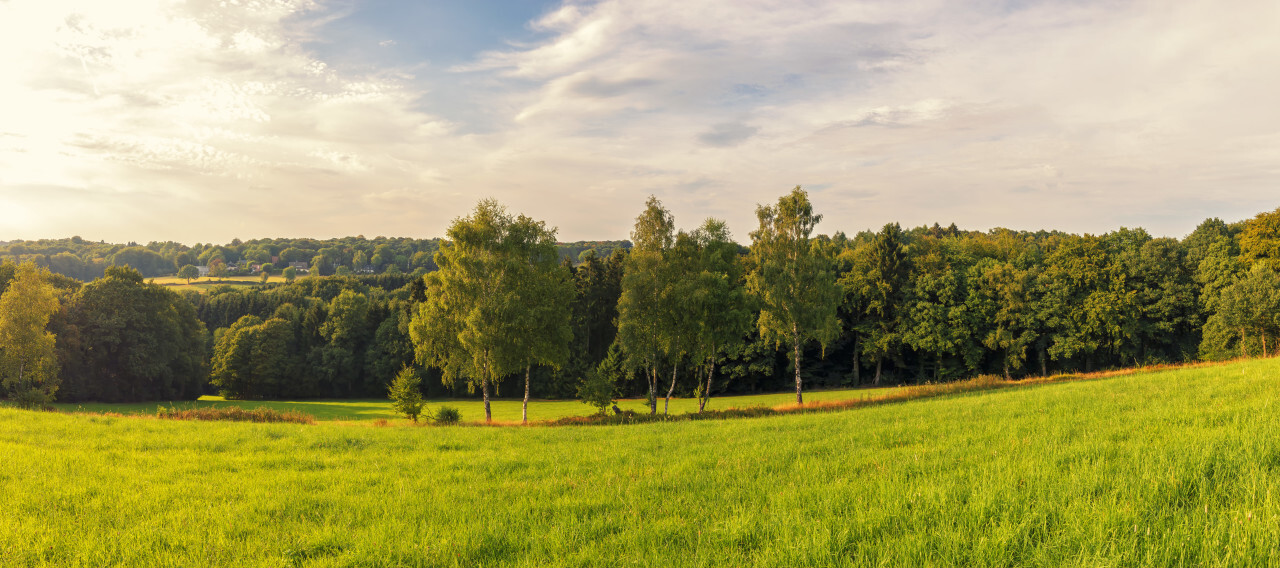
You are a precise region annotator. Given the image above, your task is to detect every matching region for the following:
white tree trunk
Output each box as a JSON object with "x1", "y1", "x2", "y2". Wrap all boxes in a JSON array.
[
  {"x1": 793, "y1": 328, "x2": 803, "y2": 405},
  {"x1": 522, "y1": 365, "x2": 530, "y2": 424},
  {"x1": 664, "y1": 365, "x2": 677, "y2": 415}
]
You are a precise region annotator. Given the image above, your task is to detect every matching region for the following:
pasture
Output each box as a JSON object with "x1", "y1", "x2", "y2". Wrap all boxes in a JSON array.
[
  {"x1": 150, "y1": 275, "x2": 289, "y2": 293},
  {"x1": 4, "y1": 358, "x2": 1280, "y2": 566},
  {"x1": 51, "y1": 387, "x2": 895, "y2": 423}
]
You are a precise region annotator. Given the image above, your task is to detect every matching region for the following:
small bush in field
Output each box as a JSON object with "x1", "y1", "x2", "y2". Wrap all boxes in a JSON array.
[{"x1": 432, "y1": 406, "x2": 461, "y2": 425}]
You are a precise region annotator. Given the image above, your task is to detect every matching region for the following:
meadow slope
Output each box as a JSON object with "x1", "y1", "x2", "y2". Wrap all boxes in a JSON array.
[{"x1": 4, "y1": 359, "x2": 1280, "y2": 566}]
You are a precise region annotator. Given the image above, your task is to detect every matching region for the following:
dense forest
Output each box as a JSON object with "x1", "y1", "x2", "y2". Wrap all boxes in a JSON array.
[{"x1": 2, "y1": 189, "x2": 1279, "y2": 415}]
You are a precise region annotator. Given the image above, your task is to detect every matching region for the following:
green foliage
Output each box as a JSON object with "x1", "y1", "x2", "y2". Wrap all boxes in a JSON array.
[
  {"x1": 746, "y1": 186, "x2": 841, "y2": 403},
  {"x1": 387, "y1": 366, "x2": 425, "y2": 422},
  {"x1": 210, "y1": 315, "x2": 291, "y2": 399},
  {"x1": 283, "y1": 266, "x2": 297, "y2": 282},
  {"x1": 578, "y1": 343, "x2": 624, "y2": 414},
  {"x1": 616, "y1": 196, "x2": 679, "y2": 413},
  {"x1": 432, "y1": 405, "x2": 461, "y2": 425},
  {"x1": 0, "y1": 263, "x2": 61, "y2": 406},
  {"x1": 57, "y1": 266, "x2": 207, "y2": 403},
  {"x1": 1239, "y1": 207, "x2": 1280, "y2": 264},
  {"x1": 177, "y1": 264, "x2": 200, "y2": 283},
  {"x1": 409, "y1": 200, "x2": 572, "y2": 422},
  {"x1": 209, "y1": 259, "x2": 228, "y2": 280},
  {"x1": 1200, "y1": 263, "x2": 1280, "y2": 359},
  {"x1": 678, "y1": 219, "x2": 752, "y2": 411}
]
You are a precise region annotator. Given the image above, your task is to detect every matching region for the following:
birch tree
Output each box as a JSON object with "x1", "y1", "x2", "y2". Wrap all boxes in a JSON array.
[
  {"x1": 506, "y1": 214, "x2": 574, "y2": 424},
  {"x1": 409, "y1": 200, "x2": 523, "y2": 423},
  {"x1": 683, "y1": 219, "x2": 752, "y2": 412},
  {"x1": 617, "y1": 196, "x2": 676, "y2": 414},
  {"x1": 408, "y1": 200, "x2": 571, "y2": 423},
  {"x1": 746, "y1": 187, "x2": 840, "y2": 405}
]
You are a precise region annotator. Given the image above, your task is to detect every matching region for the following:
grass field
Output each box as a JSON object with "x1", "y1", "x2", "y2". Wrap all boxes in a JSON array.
[
  {"x1": 51, "y1": 387, "x2": 893, "y2": 423},
  {"x1": 149, "y1": 275, "x2": 288, "y2": 293},
  {"x1": 5, "y1": 358, "x2": 1280, "y2": 566}
]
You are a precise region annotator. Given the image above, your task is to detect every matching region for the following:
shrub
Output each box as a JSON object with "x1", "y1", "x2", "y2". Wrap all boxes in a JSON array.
[
  {"x1": 577, "y1": 368, "x2": 617, "y2": 415},
  {"x1": 432, "y1": 405, "x2": 461, "y2": 425},
  {"x1": 387, "y1": 366, "x2": 424, "y2": 422}
]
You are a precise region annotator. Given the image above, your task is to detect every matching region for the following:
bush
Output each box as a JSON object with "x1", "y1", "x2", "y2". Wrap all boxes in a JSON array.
[
  {"x1": 579, "y1": 341, "x2": 624, "y2": 414},
  {"x1": 577, "y1": 368, "x2": 616, "y2": 415},
  {"x1": 432, "y1": 405, "x2": 461, "y2": 425}
]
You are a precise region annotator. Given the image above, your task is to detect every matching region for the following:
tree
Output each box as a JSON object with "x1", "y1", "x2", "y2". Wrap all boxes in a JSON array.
[
  {"x1": 1240, "y1": 207, "x2": 1280, "y2": 265},
  {"x1": 210, "y1": 315, "x2": 291, "y2": 399},
  {"x1": 504, "y1": 214, "x2": 574, "y2": 424},
  {"x1": 283, "y1": 266, "x2": 297, "y2": 283},
  {"x1": 1205, "y1": 263, "x2": 1280, "y2": 358},
  {"x1": 0, "y1": 263, "x2": 61, "y2": 406},
  {"x1": 968, "y1": 258, "x2": 1037, "y2": 378},
  {"x1": 178, "y1": 264, "x2": 200, "y2": 284},
  {"x1": 580, "y1": 341, "x2": 625, "y2": 414},
  {"x1": 209, "y1": 259, "x2": 228, "y2": 280},
  {"x1": 746, "y1": 187, "x2": 841, "y2": 404},
  {"x1": 682, "y1": 219, "x2": 752, "y2": 412},
  {"x1": 388, "y1": 366, "x2": 425, "y2": 422},
  {"x1": 563, "y1": 248, "x2": 626, "y2": 397},
  {"x1": 318, "y1": 290, "x2": 371, "y2": 397},
  {"x1": 616, "y1": 196, "x2": 677, "y2": 414},
  {"x1": 409, "y1": 200, "x2": 562, "y2": 423},
  {"x1": 58, "y1": 266, "x2": 207, "y2": 402},
  {"x1": 859, "y1": 223, "x2": 911, "y2": 385}
]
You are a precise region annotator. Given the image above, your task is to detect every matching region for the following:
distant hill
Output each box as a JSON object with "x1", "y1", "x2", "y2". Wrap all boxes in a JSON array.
[{"x1": 0, "y1": 236, "x2": 632, "y2": 281}]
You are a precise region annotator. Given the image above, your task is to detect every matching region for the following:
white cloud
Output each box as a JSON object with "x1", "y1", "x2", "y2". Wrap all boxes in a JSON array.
[{"x1": 1, "y1": 0, "x2": 1278, "y2": 243}]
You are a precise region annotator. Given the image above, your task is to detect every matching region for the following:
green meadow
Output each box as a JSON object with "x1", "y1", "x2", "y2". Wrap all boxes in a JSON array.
[
  {"x1": 5, "y1": 359, "x2": 1280, "y2": 566},
  {"x1": 149, "y1": 275, "x2": 289, "y2": 293},
  {"x1": 51, "y1": 387, "x2": 890, "y2": 423}
]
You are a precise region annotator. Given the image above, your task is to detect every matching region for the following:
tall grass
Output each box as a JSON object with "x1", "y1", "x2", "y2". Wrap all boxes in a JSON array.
[
  {"x1": 154, "y1": 405, "x2": 316, "y2": 424},
  {"x1": 4, "y1": 358, "x2": 1280, "y2": 565}
]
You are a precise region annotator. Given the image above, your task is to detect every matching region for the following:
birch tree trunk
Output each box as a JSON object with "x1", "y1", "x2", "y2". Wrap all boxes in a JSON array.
[
  {"x1": 522, "y1": 365, "x2": 530, "y2": 424},
  {"x1": 793, "y1": 328, "x2": 803, "y2": 405},
  {"x1": 874, "y1": 358, "x2": 882, "y2": 387},
  {"x1": 482, "y1": 375, "x2": 492, "y2": 423},
  {"x1": 648, "y1": 364, "x2": 657, "y2": 415},
  {"x1": 664, "y1": 365, "x2": 677, "y2": 415},
  {"x1": 699, "y1": 361, "x2": 714, "y2": 413}
]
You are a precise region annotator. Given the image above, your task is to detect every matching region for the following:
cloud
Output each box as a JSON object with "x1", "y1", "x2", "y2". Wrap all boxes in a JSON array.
[
  {"x1": 697, "y1": 122, "x2": 759, "y2": 148},
  {"x1": 2, "y1": 0, "x2": 1279, "y2": 243}
]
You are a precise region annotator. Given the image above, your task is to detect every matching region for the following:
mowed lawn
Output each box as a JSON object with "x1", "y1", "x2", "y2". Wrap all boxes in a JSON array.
[
  {"x1": 5, "y1": 359, "x2": 1280, "y2": 566},
  {"x1": 51, "y1": 387, "x2": 890, "y2": 423}
]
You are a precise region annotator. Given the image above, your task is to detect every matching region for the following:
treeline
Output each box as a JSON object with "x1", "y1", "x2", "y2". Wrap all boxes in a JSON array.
[
  {"x1": 0, "y1": 235, "x2": 631, "y2": 281},
  {"x1": 2, "y1": 189, "x2": 1279, "y2": 414}
]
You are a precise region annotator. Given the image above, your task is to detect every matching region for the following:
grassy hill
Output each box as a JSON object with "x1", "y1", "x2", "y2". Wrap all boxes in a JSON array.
[{"x1": 4, "y1": 359, "x2": 1280, "y2": 566}]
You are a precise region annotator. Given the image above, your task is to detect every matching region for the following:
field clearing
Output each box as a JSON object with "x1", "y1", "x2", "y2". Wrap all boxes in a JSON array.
[
  {"x1": 149, "y1": 275, "x2": 289, "y2": 292},
  {"x1": 51, "y1": 387, "x2": 894, "y2": 423},
  {"x1": 5, "y1": 358, "x2": 1280, "y2": 566}
]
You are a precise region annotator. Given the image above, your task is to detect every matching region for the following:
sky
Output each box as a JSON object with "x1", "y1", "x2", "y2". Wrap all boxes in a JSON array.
[{"x1": 0, "y1": 0, "x2": 1278, "y2": 244}]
